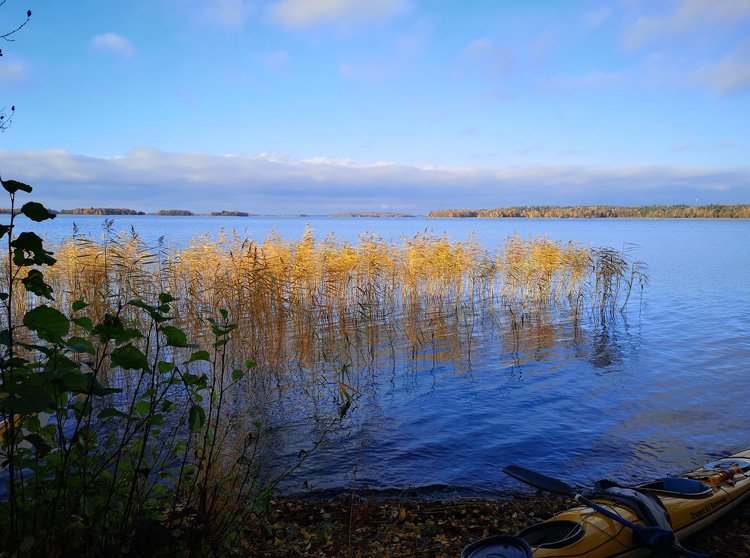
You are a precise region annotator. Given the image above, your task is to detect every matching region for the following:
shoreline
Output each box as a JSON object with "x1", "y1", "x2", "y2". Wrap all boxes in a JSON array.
[{"x1": 239, "y1": 492, "x2": 750, "y2": 556}]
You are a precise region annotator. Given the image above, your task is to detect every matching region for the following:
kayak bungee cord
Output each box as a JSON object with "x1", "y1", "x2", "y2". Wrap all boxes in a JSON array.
[{"x1": 502, "y1": 465, "x2": 710, "y2": 558}]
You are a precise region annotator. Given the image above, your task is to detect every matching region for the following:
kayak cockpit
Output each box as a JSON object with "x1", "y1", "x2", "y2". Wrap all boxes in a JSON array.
[
  {"x1": 517, "y1": 519, "x2": 585, "y2": 549},
  {"x1": 640, "y1": 477, "x2": 713, "y2": 499}
]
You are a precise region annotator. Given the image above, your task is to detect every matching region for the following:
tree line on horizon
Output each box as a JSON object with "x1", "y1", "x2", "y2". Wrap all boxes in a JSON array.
[
  {"x1": 58, "y1": 207, "x2": 146, "y2": 215},
  {"x1": 4, "y1": 204, "x2": 748, "y2": 220},
  {"x1": 427, "y1": 204, "x2": 750, "y2": 219}
]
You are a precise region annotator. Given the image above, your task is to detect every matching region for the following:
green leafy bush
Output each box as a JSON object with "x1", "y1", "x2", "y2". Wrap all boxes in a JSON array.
[{"x1": 0, "y1": 178, "x2": 273, "y2": 557}]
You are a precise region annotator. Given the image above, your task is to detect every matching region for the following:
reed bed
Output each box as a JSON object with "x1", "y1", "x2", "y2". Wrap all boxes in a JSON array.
[{"x1": 6, "y1": 228, "x2": 647, "y2": 375}]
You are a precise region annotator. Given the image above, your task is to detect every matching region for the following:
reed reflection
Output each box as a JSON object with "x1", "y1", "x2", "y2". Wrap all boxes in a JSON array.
[{"x1": 6, "y1": 226, "x2": 647, "y2": 488}]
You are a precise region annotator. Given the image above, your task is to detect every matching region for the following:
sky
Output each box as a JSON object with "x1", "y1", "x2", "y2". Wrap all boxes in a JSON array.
[{"x1": 0, "y1": 0, "x2": 749, "y2": 214}]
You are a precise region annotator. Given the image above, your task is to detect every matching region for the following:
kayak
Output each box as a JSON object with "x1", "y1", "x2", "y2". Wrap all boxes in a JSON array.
[
  {"x1": 0, "y1": 413, "x2": 50, "y2": 471},
  {"x1": 471, "y1": 448, "x2": 750, "y2": 558}
]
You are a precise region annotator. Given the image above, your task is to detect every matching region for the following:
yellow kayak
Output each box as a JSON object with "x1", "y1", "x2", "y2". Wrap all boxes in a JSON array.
[
  {"x1": 470, "y1": 448, "x2": 750, "y2": 558},
  {"x1": 0, "y1": 413, "x2": 50, "y2": 471}
]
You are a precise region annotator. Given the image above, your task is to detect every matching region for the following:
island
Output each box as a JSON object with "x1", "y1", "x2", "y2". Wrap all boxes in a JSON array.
[
  {"x1": 157, "y1": 209, "x2": 195, "y2": 216},
  {"x1": 209, "y1": 210, "x2": 249, "y2": 217},
  {"x1": 58, "y1": 207, "x2": 145, "y2": 216},
  {"x1": 427, "y1": 204, "x2": 750, "y2": 219}
]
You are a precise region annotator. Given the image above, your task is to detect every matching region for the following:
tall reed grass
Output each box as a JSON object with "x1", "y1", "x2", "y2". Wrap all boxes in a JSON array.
[{"x1": 6, "y1": 227, "x2": 646, "y2": 377}]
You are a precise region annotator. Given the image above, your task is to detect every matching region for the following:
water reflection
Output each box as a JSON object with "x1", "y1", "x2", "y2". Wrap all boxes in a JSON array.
[{"x1": 229, "y1": 295, "x2": 641, "y2": 496}]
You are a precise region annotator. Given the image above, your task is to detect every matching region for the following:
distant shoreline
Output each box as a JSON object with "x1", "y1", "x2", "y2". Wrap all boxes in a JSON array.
[
  {"x1": 1, "y1": 204, "x2": 748, "y2": 219},
  {"x1": 427, "y1": 204, "x2": 750, "y2": 219}
]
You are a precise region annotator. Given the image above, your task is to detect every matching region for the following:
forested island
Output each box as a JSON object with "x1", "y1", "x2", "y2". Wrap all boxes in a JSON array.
[
  {"x1": 58, "y1": 207, "x2": 145, "y2": 215},
  {"x1": 157, "y1": 209, "x2": 195, "y2": 216},
  {"x1": 210, "y1": 210, "x2": 249, "y2": 216},
  {"x1": 427, "y1": 204, "x2": 750, "y2": 219}
]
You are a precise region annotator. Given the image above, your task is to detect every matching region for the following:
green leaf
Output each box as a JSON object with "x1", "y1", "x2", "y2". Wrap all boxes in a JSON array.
[
  {"x1": 25, "y1": 415, "x2": 41, "y2": 433},
  {"x1": 0, "y1": 224, "x2": 10, "y2": 239},
  {"x1": 21, "y1": 201, "x2": 56, "y2": 222},
  {"x1": 65, "y1": 336, "x2": 95, "y2": 355},
  {"x1": 134, "y1": 400, "x2": 151, "y2": 416},
  {"x1": 25, "y1": 433, "x2": 52, "y2": 458},
  {"x1": 21, "y1": 269, "x2": 54, "y2": 299},
  {"x1": 207, "y1": 317, "x2": 237, "y2": 336},
  {"x1": 72, "y1": 316, "x2": 93, "y2": 331},
  {"x1": 19, "y1": 536, "x2": 36, "y2": 553},
  {"x1": 72, "y1": 300, "x2": 88, "y2": 312},
  {"x1": 0, "y1": 389, "x2": 51, "y2": 415},
  {"x1": 2, "y1": 179, "x2": 33, "y2": 193},
  {"x1": 188, "y1": 405, "x2": 206, "y2": 431},
  {"x1": 246, "y1": 359, "x2": 256, "y2": 369},
  {"x1": 158, "y1": 293, "x2": 174, "y2": 304},
  {"x1": 55, "y1": 369, "x2": 90, "y2": 393},
  {"x1": 157, "y1": 361, "x2": 175, "y2": 374},
  {"x1": 89, "y1": 379, "x2": 122, "y2": 397},
  {"x1": 172, "y1": 441, "x2": 187, "y2": 457},
  {"x1": 91, "y1": 315, "x2": 141, "y2": 344},
  {"x1": 23, "y1": 305, "x2": 70, "y2": 340},
  {"x1": 111, "y1": 344, "x2": 149, "y2": 371},
  {"x1": 11, "y1": 232, "x2": 56, "y2": 266},
  {"x1": 161, "y1": 401, "x2": 177, "y2": 413},
  {"x1": 219, "y1": 308, "x2": 228, "y2": 320},
  {"x1": 128, "y1": 299, "x2": 169, "y2": 323},
  {"x1": 162, "y1": 325, "x2": 188, "y2": 347},
  {"x1": 186, "y1": 350, "x2": 210, "y2": 363},
  {"x1": 231, "y1": 369, "x2": 245, "y2": 381},
  {"x1": 99, "y1": 408, "x2": 133, "y2": 421}
]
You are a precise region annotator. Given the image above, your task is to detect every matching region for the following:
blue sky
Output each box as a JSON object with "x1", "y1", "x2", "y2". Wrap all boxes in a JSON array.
[{"x1": 1, "y1": 0, "x2": 749, "y2": 214}]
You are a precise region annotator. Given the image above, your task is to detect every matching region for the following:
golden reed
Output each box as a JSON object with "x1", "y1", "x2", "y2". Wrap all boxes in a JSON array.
[{"x1": 5, "y1": 227, "x2": 646, "y2": 370}]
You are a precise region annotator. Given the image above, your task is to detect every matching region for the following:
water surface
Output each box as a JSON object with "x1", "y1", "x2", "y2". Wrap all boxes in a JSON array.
[{"x1": 10, "y1": 214, "x2": 750, "y2": 495}]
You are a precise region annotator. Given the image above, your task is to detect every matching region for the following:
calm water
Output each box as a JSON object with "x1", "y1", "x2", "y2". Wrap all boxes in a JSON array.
[{"x1": 10, "y1": 214, "x2": 750, "y2": 495}]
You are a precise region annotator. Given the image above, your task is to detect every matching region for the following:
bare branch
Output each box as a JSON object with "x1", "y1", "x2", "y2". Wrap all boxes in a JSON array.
[{"x1": 0, "y1": 8, "x2": 31, "y2": 43}]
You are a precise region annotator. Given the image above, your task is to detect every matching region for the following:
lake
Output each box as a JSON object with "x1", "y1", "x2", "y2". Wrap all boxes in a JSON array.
[{"x1": 9, "y1": 214, "x2": 750, "y2": 496}]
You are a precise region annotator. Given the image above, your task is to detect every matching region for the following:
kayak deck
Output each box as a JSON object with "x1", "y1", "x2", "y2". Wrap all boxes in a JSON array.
[{"x1": 515, "y1": 448, "x2": 750, "y2": 558}]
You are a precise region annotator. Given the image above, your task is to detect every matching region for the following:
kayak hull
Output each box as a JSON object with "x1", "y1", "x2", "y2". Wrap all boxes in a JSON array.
[{"x1": 519, "y1": 447, "x2": 750, "y2": 558}]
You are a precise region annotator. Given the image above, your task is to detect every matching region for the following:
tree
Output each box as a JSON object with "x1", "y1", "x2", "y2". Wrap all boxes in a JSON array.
[{"x1": 0, "y1": 3, "x2": 32, "y2": 131}]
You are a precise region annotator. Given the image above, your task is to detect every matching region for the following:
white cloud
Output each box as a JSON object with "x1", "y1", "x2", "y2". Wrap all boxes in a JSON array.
[
  {"x1": 0, "y1": 61, "x2": 27, "y2": 88},
  {"x1": 583, "y1": 7, "x2": 612, "y2": 28},
  {"x1": 529, "y1": 29, "x2": 557, "y2": 65},
  {"x1": 516, "y1": 144, "x2": 543, "y2": 155},
  {"x1": 268, "y1": 0, "x2": 409, "y2": 29},
  {"x1": 1, "y1": 148, "x2": 748, "y2": 214},
  {"x1": 457, "y1": 38, "x2": 515, "y2": 79},
  {"x1": 262, "y1": 50, "x2": 290, "y2": 69},
  {"x1": 694, "y1": 39, "x2": 750, "y2": 97},
  {"x1": 624, "y1": 0, "x2": 750, "y2": 51},
  {"x1": 392, "y1": 18, "x2": 433, "y2": 60},
  {"x1": 670, "y1": 140, "x2": 697, "y2": 152},
  {"x1": 542, "y1": 71, "x2": 622, "y2": 91},
  {"x1": 339, "y1": 19, "x2": 432, "y2": 83},
  {"x1": 197, "y1": 0, "x2": 257, "y2": 30},
  {"x1": 89, "y1": 33, "x2": 137, "y2": 58},
  {"x1": 164, "y1": 0, "x2": 257, "y2": 30},
  {"x1": 558, "y1": 149, "x2": 587, "y2": 156}
]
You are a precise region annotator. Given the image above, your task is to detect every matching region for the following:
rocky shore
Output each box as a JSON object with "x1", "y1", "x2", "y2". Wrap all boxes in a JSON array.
[{"x1": 239, "y1": 492, "x2": 750, "y2": 556}]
